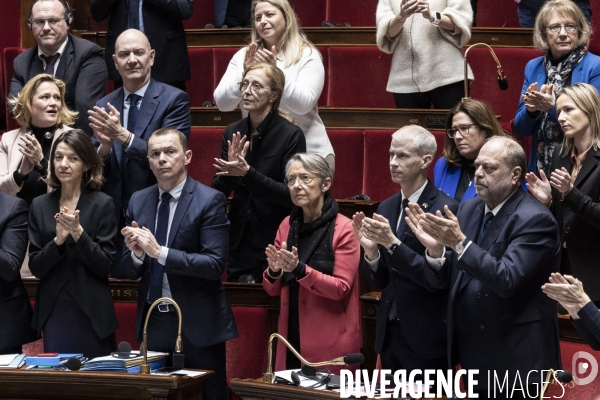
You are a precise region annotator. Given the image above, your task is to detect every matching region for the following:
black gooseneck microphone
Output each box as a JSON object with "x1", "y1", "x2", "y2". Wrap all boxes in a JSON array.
[{"x1": 111, "y1": 341, "x2": 137, "y2": 359}]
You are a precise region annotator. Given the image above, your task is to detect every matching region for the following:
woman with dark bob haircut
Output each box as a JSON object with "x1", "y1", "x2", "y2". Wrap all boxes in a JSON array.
[
  {"x1": 28, "y1": 129, "x2": 118, "y2": 358},
  {"x1": 434, "y1": 98, "x2": 509, "y2": 203}
]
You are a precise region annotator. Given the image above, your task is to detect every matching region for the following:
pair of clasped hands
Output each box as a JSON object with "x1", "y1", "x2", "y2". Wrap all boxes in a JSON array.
[
  {"x1": 244, "y1": 42, "x2": 278, "y2": 70},
  {"x1": 266, "y1": 242, "x2": 299, "y2": 274},
  {"x1": 522, "y1": 82, "x2": 556, "y2": 114},
  {"x1": 54, "y1": 207, "x2": 83, "y2": 245},
  {"x1": 396, "y1": 0, "x2": 434, "y2": 23},
  {"x1": 18, "y1": 134, "x2": 44, "y2": 176}
]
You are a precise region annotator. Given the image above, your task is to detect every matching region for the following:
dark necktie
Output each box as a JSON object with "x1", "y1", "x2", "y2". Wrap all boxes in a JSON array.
[
  {"x1": 148, "y1": 192, "x2": 172, "y2": 303},
  {"x1": 128, "y1": 0, "x2": 140, "y2": 29},
  {"x1": 127, "y1": 94, "x2": 141, "y2": 134},
  {"x1": 387, "y1": 197, "x2": 410, "y2": 321},
  {"x1": 40, "y1": 53, "x2": 60, "y2": 76},
  {"x1": 478, "y1": 212, "x2": 494, "y2": 243}
]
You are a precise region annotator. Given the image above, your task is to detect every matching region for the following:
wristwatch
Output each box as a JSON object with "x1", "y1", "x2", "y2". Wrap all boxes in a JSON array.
[
  {"x1": 453, "y1": 238, "x2": 469, "y2": 256},
  {"x1": 431, "y1": 11, "x2": 442, "y2": 26},
  {"x1": 387, "y1": 240, "x2": 401, "y2": 255}
]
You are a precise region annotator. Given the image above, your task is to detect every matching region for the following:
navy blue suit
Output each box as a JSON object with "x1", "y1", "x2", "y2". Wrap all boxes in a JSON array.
[
  {"x1": 425, "y1": 187, "x2": 561, "y2": 392},
  {"x1": 95, "y1": 78, "x2": 191, "y2": 230},
  {"x1": 0, "y1": 192, "x2": 35, "y2": 353},
  {"x1": 364, "y1": 181, "x2": 458, "y2": 370}
]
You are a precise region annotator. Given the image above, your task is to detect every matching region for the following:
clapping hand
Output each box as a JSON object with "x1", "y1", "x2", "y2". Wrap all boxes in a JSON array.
[
  {"x1": 214, "y1": 132, "x2": 250, "y2": 177},
  {"x1": 54, "y1": 207, "x2": 82, "y2": 244},
  {"x1": 549, "y1": 167, "x2": 573, "y2": 195},
  {"x1": 18, "y1": 134, "x2": 43, "y2": 175},
  {"x1": 121, "y1": 221, "x2": 161, "y2": 260},
  {"x1": 542, "y1": 273, "x2": 591, "y2": 319},
  {"x1": 352, "y1": 212, "x2": 378, "y2": 260},
  {"x1": 525, "y1": 170, "x2": 552, "y2": 206},
  {"x1": 404, "y1": 202, "x2": 446, "y2": 257},
  {"x1": 522, "y1": 82, "x2": 555, "y2": 114}
]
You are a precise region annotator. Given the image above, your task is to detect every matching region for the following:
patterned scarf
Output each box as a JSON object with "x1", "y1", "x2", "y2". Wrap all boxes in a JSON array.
[
  {"x1": 536, "y1": 46, "x2": 587, "y2": 175},
  {"x1": 281, "y1": 193, "x2": 338, "y2": 285}
]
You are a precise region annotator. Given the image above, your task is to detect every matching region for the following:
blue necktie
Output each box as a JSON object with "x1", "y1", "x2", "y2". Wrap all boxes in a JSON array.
[
  {"x1": 148, "y1": 192, "x2": 172, "y2": 303},
  {"x1": 127, "y1": 94, "x2": 141, "y2": 134},
  {"x1": 387, "y1": 197, "x2": 410, "y2": 321},
  {"x1": 128, "y1": 0, "x2": 140, "y2": 29},
  {"x1": 478, "y1": 212, "x2": 494, "y2": 243}
]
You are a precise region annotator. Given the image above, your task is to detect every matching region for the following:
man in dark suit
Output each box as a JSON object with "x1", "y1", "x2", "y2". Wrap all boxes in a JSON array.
[
  {"x1": 406, "y1": 136, "x2": 562, "y2": 399},
  {"x1": 88, "y1": 29, "x2": 190, "y2": 274},
  {"x1": 353, "y1": 125, "x2": 457, "y2": 378},
  {"x1": 10, "y1": 0, "x2": 108, "y2": 135},
  {"x1": 0, "y1": 191, "x2": 36, "y2": 354},
  {"x1": 120, "y1": 128, "x2": 237, "y2": 400},
  {"x1": 90, "y1": 0, "x2": 193, "y2": 90}
]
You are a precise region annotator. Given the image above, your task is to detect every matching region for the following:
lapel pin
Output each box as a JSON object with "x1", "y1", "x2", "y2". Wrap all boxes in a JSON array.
[{"x1": 421, "y1": 203, "x2": 428, "y2": 209}]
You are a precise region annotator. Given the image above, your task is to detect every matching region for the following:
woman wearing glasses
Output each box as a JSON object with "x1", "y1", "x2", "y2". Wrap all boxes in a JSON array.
[
  {"x1": 212, "y1": 63, "x2": 306, "y2": 283},
  {"x1": 213, "y1": 0, "x2": 333, "y2": 169},
  {"x1": 263, "y1": 153, "x2": 361, "y2": 373},
  {"x1": 434, "y1": 98, "x2": 509, "y2": 203},
  {"x1": 514, "y1": 0, "x2": 600, "y2": 175}
]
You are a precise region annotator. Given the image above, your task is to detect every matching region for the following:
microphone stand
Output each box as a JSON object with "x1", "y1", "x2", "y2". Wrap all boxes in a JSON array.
[
  {"x1": 539, "y1": 369, "x2": 574, "y2": 400},
  {"x1": 140, "y1": 297, "x2": 184, "y2": 374},
  {"x1": 463, "y1": 43, "x2": 507, "y2": 98},
  {"x1": 263, "y1": 333, "x2": 350, "y2": 384}
]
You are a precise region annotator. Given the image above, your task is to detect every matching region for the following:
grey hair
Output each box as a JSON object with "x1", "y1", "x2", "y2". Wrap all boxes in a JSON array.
[
  {"x1": 486, "y1": 136, "x2": 526, "y2": 183},
  {"x1": 394, "y1": 125, "x2": 437, "y2": 157},
  {"x1": 285, "y1": 153, "x2": 333, "y2": 184}
]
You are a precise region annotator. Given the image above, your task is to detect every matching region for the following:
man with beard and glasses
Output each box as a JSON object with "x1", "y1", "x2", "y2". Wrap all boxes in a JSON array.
[{"x1": 405, "y1": 136, "x2": 562, "y2": 399}]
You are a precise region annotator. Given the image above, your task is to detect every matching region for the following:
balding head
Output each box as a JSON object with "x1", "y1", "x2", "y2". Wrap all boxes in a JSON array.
[{"x1": 112, "y1": 29, "x2": 155, "y2": 92}]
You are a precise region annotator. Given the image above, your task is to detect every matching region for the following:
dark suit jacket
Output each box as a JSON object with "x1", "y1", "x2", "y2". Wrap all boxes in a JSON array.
[
  {"x1": 0, "y1": 191, "x2": 36, "y2": 351},
  {"x1": 28, "y1": 191, "x2": 118, "y2": 338},
  {"x1": 363, "y1": 181, "x2": 458, "y2": 360},
  {"x1": 9, "y1": 34, "x2": 108, "y2": 136},
  {"x1": 120, "y1": 176, "x2": 238, "y2": 348},
  {"x1": 95, "y1": 78, "x2": 191, "y2": 224},
  {"x1": 211, "y1": 112, "x2": 306, "y2": 253},
  {"x1": 89, "y1": 0, "x2": 193, "y2": 84},
  {"x1": 571, "y1": 302, "x2": 600, "y2": 351},
  {"x1": 551, "y1": 147, "x2": 600, "y2": 301},
  {"x1": 425, "y1": 187, "x2": 561, "y2": 390}
]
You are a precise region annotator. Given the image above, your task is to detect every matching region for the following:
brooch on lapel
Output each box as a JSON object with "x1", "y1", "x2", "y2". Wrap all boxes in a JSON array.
[{"x1": 421, "y1": 203, "x2": 428, "y2": 209}]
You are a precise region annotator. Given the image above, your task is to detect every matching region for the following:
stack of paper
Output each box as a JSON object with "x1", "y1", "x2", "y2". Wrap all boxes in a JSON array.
[
  {"x1": 82, "y1": 351, "x2": 168, "y2": 372},
  {"x1": 0, "y1": 354, "x2": 26, "y2": 369}
]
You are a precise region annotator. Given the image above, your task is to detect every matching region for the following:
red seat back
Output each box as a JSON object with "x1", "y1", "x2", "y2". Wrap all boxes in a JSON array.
[
  {"x1": 183, "y1": 0, "x2": 216, "y2": 29},
  {"x1": 213, "y1": 47, "x2": 241, "y2": 103},
  {"x1": 187, "y1": 48, "x2": 215, "y2": 107},
  {"x1": 326, "y1": 0, "x2": 378, "y2": 27},
  {"x1": 3, "y1": 47, "x2": 25, "y2": 132},
  {"x1": 188, "y1": 128, "x2": 223, "y2": 186},
  {"x1": 289, "y1": 0, "x2": 326, "y2": 27},
  {"x1": 113, "y1": 302, "x2": 140, "y2": 350},
  {"x1": 475, "y1": 0, "x2": 520, "y2": 27},
  {"x1": 363, "y1": 130, "x2": 397, "y2": 201},
  {"x1": 328, "y1": 129, "x2": 364, "y2": 199},
  {"x1": 327, "y1": 47, "x2": 394, "y2": 108}
]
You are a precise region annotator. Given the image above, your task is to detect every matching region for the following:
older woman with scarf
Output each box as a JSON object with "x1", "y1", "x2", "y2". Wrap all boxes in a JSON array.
[
  {"x1": 262, "y1": 153, "x2": 361, "y2": 374},
  {"x1": 514, "y1": 0, "x2": 600, "y2": 175}
]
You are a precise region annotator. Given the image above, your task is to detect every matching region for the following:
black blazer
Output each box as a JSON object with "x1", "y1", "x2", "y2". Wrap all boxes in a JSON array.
[
  {"x1": 0, "y1": 191, "x2": 36, "y2": 351},
  {"x1": 9, "y1": 34, "x2": 108, "y2": 136},
  {"x1": 120, "y1": 177, "x2": 238, "y2": 348},
  {"x1": 425, "y1": 188, "x2": 562, "y2": 390},
  {"x1": 551, "y1": 147, "x2": 600, "y2": 301},
  {"x1": 212, "y1": 112, "x2": 306, "y2": 252},
  {"x1": 28, "y1": 191, "x2": 118, "y2": 338},
  {"x1": 89, "y1": 0, "x2": 193, "y2": 84},
  {"x1": 363, "y1": 181, "x2": 458, "y2": 359},
  {"x1": 95, "y1": 78, "x2": 191, "y2": 225}
]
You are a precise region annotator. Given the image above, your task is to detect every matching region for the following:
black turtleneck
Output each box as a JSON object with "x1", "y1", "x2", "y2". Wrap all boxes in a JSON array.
[{"x1": 13, "y1": 124, "x2": 57, "y2": 205}]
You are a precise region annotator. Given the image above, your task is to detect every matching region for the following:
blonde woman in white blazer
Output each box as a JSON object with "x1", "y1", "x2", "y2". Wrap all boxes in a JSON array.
[{"x1": 1, "y1": 74, "x2": 76, "y2": 202}]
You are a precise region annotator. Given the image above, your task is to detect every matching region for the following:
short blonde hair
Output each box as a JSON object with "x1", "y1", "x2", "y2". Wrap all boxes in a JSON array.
[
  {"x1": 249, "y1": 0, "x2": 319, "y2": 67},
  {"x1": 532, "y1": 0, "x2": 592, "y2": 53},
  {"x1": 8, "y1": 74, "x2": 77, "y2": 128},
  {"x1": 556, "y1": 83, "x2": 600, "y2": 157}
]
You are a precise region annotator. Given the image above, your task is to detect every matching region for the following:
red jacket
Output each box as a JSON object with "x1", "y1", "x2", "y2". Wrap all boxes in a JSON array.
[{"x1": 262, "y1": 214, "x2": 362, "y2": 374}]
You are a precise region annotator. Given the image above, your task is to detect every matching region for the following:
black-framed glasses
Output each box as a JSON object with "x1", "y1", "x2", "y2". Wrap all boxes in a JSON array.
[
  {"x1": 447, "y1": 124, "x2": 478, "y2": 139},
  {"x1": 31, "y1": 18, "x2": 65, "y2": 28},
  {"x1": 238, "y1": 81, "x2": 265, "y2": 94},
  {"x1": 547, "y1": 23, "x2": 577, "y2": 34},
  {"x1": 284, "y1": 174, "x2": 316, "y2": 187}
]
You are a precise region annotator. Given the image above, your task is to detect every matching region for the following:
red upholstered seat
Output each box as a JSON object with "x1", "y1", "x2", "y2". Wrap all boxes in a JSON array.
[
  {"x1": 327, "y1": 129, "x2": 364, "y2": 199},
  {"x1": 475, "y1": 0, "x2": 519, "y2": 27},
  {"x1": 213, "y1": 47, "x2": 240, "y2": 102},
  {"x1": 326, "y1": 0, "x2": 378, "y2": 27},
  {"x1": 226, "y1": 306, "x2": 270, "y2": 399},
  {"x1": 183, "y1": 0, "x2": 216, "y2": 29},
  {"x1": 289, "y1": 0, "x2": 326, "y2": 27},
  {"x1": 467, "y1": 47, "x2": 543, "y2": 130},
  {"x1": 316, "y1": 46, "x2": 329, "y2": 107},
  {"x1": 188, "y1": 128, "x2": 223, "y2": 187},
  {"x1": 327, "y1": 47, "x2": 394, "y2": 108},
  {"x1": 3, "y1": 47, "x2": 25, "y2": 132},
  {"x1": 113, "y1": 302, "x2": 139, "y2": 350},
  {"x1": 187, "y1": 48, "x2": 215, "y2": 107}
]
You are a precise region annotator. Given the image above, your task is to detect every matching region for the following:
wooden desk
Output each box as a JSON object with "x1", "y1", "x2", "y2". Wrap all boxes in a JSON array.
[
  {"x1": 230, "y1": 378, "x2": 346, "y2": 400},
  {"x1": 0, "y1": 368, "x2": 210, "y2": 400}
]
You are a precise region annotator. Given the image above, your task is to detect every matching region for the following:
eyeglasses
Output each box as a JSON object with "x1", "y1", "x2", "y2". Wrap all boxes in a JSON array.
[
  {"x1": 547, "y1": 23, "x2": 577, "y2": 34},
  {"x1": 238, "y1": 81, "x2": 265, "y2": 94},
  {"x1": 284, "y1": 174, "x2": 316, "y2": 187},
  {"x1": 447, "y1": 124, "x2": 478, "y2": 139},
  {"x1": 31, "y1": 18, "x2": 65, "y2": 28}
]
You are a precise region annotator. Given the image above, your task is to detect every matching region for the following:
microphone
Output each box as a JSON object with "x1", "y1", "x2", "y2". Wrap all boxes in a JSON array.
[
  {"x1": 556, "y1": 370, "x2": 572, "y2": 383},
  {"x1": 540, "y1": 369, "x2": 573, "y2": 399},
  {"x1": 66, "y1": 357, "x2": 82, "y2": 371},
  {"x1": 463, "y1": 43, "x2": 509, "y2": 98},
  {"x1": 111, "y1": 341, "x2": 137, "y2": 359},
  {"x1": 340, "y1": 353, "x2": 364, "y2": 366}
]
